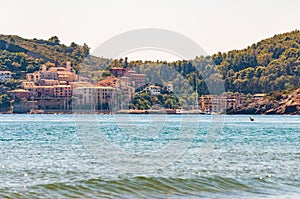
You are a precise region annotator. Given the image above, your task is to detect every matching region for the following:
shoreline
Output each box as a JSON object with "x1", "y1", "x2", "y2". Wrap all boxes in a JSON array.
[{"x1": 1, "y1": 110, "x2": 299, "y2": 115}]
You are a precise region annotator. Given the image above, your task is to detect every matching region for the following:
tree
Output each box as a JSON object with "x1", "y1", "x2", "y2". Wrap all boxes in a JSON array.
[
  {"x1": 48, "y1": 36, "x2": 60, "y2": 45},
  {"x1": 9, "y1": 37, "x2": 15, "y2": 44},
  {"x1": 0, "y1": 94, "x2": 11, "y2": 111},
  {"x1": 164, "y1": 98, "x2": 174, "y2": 109}
]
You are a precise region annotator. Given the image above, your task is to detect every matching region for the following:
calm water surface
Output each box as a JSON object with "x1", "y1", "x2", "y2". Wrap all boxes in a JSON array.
[{"x1": 0, "y1": 114, "x2": 299, "y2": 198}]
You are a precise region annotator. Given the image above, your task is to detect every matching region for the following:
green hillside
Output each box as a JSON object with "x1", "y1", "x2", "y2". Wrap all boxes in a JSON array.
[
  {"x1": 0, "y1": 30, "x2": 300, "y2": 95},
  {"x1": 0, "y1": 35, "x2": 90, "y2": 76},
  {"x1": 213, "y1": 30, "x2": 300, "y2": 93},
  {"x1": 124, "y1": 30, "x2": 300, "y2": 95}
]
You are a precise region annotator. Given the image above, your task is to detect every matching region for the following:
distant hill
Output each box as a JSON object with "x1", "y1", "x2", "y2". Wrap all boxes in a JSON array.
[
  {"x1": 142, "y1": 29, "x2": 300, "y2": 95},
  {"x1": 0, "y1": 34, "x2": 90, "y2": 77},
  {"x1": 0, "y1": 30, "x2": 300, "y2": 95},
  {"x1": 211, "y1": 30, "x2": 300, "y2": 94},
  {"x1": 0, "y1": 34, "x2": 90, "y2": 65}
]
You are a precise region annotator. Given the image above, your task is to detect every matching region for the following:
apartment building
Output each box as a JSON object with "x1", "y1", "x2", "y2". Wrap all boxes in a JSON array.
[
  {"x1": 73, "y1": 86, "x2": 115, "y2": 110},
  {"x1": 145, "y1": 85, "x2": 161, "y2": 96},
  {"x1": 26, "y1": 72, "x2": 40, "y2": 82},
  {"x1": 26, "y1": 63, "x2": 78, "y2": 83},
  {"x1": 125, "y1": 70, "x2": 146, "y2": 88},
  {"x1": 26, "y1": 85, "x2": 72, "y2": 99},
  {"x1": 9, "y1": 89, "x2": 30, "y2": 99},
  {"x1": 200, "y1": 94, "x2": 243, "y2": 113}
]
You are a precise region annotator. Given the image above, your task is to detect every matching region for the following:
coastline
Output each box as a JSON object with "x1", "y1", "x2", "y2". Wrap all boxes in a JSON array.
[{"x1": 1, "y1": 110, "x2": 299, "y2": 115}]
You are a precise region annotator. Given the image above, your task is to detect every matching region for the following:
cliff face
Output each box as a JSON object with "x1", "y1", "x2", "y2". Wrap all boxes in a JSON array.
[{"x1": 229, "y1": 88, "x2": 300, "y2": 115}]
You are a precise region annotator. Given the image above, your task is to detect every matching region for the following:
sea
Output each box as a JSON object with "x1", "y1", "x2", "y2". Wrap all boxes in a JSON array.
[{"x1": 0, "y1": 114, "x2": 299, "y2": 198}]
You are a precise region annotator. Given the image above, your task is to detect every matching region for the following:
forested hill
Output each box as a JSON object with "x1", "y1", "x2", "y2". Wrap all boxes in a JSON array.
[
  {"x1": 0, "y1": 35, "x2": 90, "y2": 75},
  {"x1": 118, "y1": 30, "x2": 300, "y2": 95},
  {"x1": 210, "y1": 30, "x2": 300, "y2": 94},
  {"x1": 1, "y1": 30, "x2": 300, "y2": 95}
]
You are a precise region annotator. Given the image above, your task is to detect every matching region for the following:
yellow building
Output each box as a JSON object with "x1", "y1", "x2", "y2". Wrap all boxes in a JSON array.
[{"x1": 200, "y1": 94, "x2": 242, "y2": 113}]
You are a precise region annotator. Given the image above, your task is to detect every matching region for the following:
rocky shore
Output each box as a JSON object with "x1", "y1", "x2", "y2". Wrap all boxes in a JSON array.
[{"x1": 228, "y1": 88, "x2": 300, "y2": 115}]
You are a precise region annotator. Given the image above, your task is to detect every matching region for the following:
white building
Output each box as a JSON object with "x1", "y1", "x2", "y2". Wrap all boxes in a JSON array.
[
  {"x1": 0, "y1": 71, "x2": 12, "y2": 81},
  {"x1": 146, "y1": 85, "x2": 161, "y2": 96},
  {"x1": 73, "y1": 86, "x2": 115, "y2": 110},
  {"x1": 165, "y1": 82, "x2": 174, "y2": 92}
]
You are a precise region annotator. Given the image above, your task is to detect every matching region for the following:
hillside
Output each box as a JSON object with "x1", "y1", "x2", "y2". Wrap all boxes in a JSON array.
[
  {"x1": 0, "y1": 35, "x2": 90, "y2": 76},
  {"x1": 130, "y1": 30, "x2": 300, "y2": 95},
  {"x1": 0, "y1": 30, "x2": 300, "y2": 95},
  {"x1": 213, "y1": 30, "x2": 300, "y2": 94}
]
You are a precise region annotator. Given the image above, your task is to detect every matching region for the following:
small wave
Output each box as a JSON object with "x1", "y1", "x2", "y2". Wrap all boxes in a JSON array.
[{"x1": 0, "y1": 176, "x2": 281, "y2": 198}]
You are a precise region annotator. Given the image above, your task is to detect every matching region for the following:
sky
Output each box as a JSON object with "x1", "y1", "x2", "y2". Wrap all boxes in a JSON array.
[{"x1": 1, "y1": 0, "x2": 300, "y2": 60}]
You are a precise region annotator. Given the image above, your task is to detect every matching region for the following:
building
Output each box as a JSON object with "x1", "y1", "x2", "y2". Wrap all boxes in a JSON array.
[
  {"x1": 145, "y1": 85, "x2": 161, "y2": 96},
  {"x1": 26, "y1": 63, "x2": 78, "y2": 83},
  {"x1": 108, "y1": 68, "x2": 147, "y2": 89},
  {"x1": 200, "y1": 95, "x2": 225, "y2": 113},
  {"x1": 40, "y1": 65, "x2": 59, "y2": 80},
  {"x1": 200, "y1": 94, "x2": 243, "y2": 113},
  {"x1": 131, "y1": 73, "x2": 146, "y2": 88},
  {"x1": 37, "y1": 98, "x2": 70, "y2": 110},
  {"x1": 26, "y1": 72, "x2": 40, "y2": 82},
  {"x1": 116, "y1": 76, "x2": 135, "y2": 107},
  {"x1": 110, "y1": 67, "x2": 127, "y2": 77},
  {"x1": 0, "y1": 71, "x2": 12, "y2": 81},
  {"x1": 9, "y1": 89, "x2": 30, "y2": 100},
  {"x1": 40, "y1": 71, "x2": 58, "y2": 80},
  {"x1": 73, "y1": 86, "x2": 115, "y2": 110},
  {"x1": 39, "y1": 79, "x2": 60, "y2": 86},
  {"x1": 26, "y1": 85, "x2": 72, "y2": 99},
  {"x1": 97, "y1": 76, "x2": 120, "y2": 87},
  {"x1": 69, "y1": 81, "x2": 95, "y2": 89},
  {"x1": 165, "y1": 82, "x2": 174, "y2": 93},
  {"x1": 27, "y1": 86, "x2": 54, "y2": 99},
  {"x1": 97, "y1": 76, "x2": 134, "y2": 106},
  {"x1": 125, "y1": 70, "x2": 146, "y2": 88},
  {"x1": 53, "y1": 85, "x2": 72, "y2": 98},
  {"x1": 13, "y1": 101, "x2": 38, "y2": 113},
  {"x1": 22, "y1": 81, "x2": 35, "y2": 89},
  {"x1": 119, "y1": 76, "x2": 130, "y2": 87},
  {"x1": 47, "y1": 66, "x2": 77, "y2": 82}
]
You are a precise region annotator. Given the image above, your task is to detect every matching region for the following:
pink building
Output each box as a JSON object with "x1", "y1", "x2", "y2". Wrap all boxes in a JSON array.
[
  {"x1": 9, "y1": 89, "x2": 30, "y2": 99},
  {"x1": 39, "y1": 79, "x2": 60, "y2": 86},
  {"x1": 53, "y1": 85, "x2": 72, "y2": 97},
  {"x1": 26, "y1": 72, "x2": 40, "y2": 82},
  {"x1": 110, "y1": 67, "x2": 127, "y2": 77},
  {"x1": 125, "y1": 70, "x2": 146, "y2": 88},
  {"x1": 27, "y1": 86, "x2": 54, "y2": 99}
]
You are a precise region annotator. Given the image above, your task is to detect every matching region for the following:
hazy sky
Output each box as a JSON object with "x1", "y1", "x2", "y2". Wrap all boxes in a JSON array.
[{"x1": 1, "y1": 0, "x2": 300, "y2": 60}]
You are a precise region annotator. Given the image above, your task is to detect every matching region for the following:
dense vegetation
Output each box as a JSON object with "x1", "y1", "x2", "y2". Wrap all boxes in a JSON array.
[
  {"x1": 0, "y1": 94, "x2": 11, "y2": 111},
  {"x1": 1, "y1": 30, "x2": 300, "y2": 97},
  {"x1": 0, "y1": 35, "x2": 90, "y2": 76},
  {"x1": 213, "y1": 30, "x2": 300, "y2": 94},
  {"x1": 121, "y1": 30, "x2": 300, "y2": 95}
]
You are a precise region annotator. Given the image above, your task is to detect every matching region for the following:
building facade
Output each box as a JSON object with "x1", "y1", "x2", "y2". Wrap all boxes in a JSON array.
[
  {"x1": 200, "y1": 94, "x2": 244, "y2": 113},
  {"x1": 73, "y1": 86, "x2": 115, "y2": 110}
]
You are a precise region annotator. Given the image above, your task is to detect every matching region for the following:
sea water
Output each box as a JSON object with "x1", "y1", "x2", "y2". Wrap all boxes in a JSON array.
[{"x1": 0, "y1": 114, "x2": 299, "y2": 198}]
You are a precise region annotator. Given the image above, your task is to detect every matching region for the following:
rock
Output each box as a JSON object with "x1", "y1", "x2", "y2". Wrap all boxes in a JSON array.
[{"x1": 228, "y1": 88, "x2": 300, "y2": 115}]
